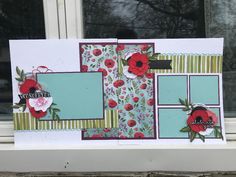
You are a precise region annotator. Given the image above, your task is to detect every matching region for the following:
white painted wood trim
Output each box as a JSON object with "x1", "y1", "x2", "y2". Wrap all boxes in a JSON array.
[
  {"x1": 43, "y1": 0, "x2": 60, "y2": 38},
  {"x1": 1, "y1": 142, "x2": 236, "y2": 172}
]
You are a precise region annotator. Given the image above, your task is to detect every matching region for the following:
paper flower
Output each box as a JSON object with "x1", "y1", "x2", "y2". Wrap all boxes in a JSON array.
[
  {"x1": 140, "y1": 83, "x2": 147, "y2": 89},
  {"x1": 127, "y1": 53, "x2": 149, "y2": 76},
  {"x1": 113, "y1": 79, "x2": 125, "y2": 88},
  {"x1": 29, "y1": 107, "x2": 47, "y2": 119},
  {"x1": 127, "y1": 119, "x2": 136, "y2": 127},
  {"x1": 124, "y1": 104, "x2": 133, "y2": 111},
  {"x1": 29, "y1": 96, "x2": 53, "y2": 112},
  {"x1": 98, "y1": 68, "x2": 108, "y2": 76},
  {"x1": 19, "y1": 79, "x2": 41, "y2": 94},
  {"x1": 132, "y1": 97, "x2": 139, "y2": 102},
  {"x1": 93, "y1": 49, "x2": 102, "y2": 56},
  {"x1": 104, "y1": 59, "x2": 115, "y2": 68},
  {"x1": 147, "y1": 98, "x2": 154, "y2": 106},
  {"x1": 179, "y1": 98, "x2": 222, "y2": 142},
  {"x1": 123, "y1": 66, "x2": 137, "y2": 79},
  {"x1": 81, "y1": 65, "x2": 88, "y2": 72},
  {"x1": 187, "y1": 109, "x2": 210, "y2": 133},
  {"x1": 32, "y1": 66, "x2": 53, "y2": 75},
  {"x1": 116, "y1": 44, "x2": 125, "y2": 52},
  {"x1": 134, "y1": 132, "x2": 144, "y2": 138},
  {"x1": 108, "y1": 99, "x2": 117, "y2": 108},
  {"x1": 199, "y1": 128, "x2": 214, "y2": 136}
]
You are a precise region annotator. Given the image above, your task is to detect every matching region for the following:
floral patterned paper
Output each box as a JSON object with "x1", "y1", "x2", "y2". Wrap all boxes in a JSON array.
[
  {"x1": 82, "y1": 43, "x2": 156, "y2": 139},
  {"x1": 80, "y1": 43, "x2": 118, "y2": 110}
]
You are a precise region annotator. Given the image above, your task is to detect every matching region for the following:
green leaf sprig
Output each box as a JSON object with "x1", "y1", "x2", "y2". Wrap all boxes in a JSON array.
[
  {"x1": 179, "y1": 98, "x2": 194, "y2": 113},
  {"x1": 48, "y1": 103, "x2": 61, "y2": 121},
  {"x1": 15, "y1": 66, "x2": 26, "y2": 82}
]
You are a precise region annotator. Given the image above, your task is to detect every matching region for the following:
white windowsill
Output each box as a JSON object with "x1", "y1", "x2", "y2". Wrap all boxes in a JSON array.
[{"x1": 0, "y1": 142, "x2": 236, "y2": 172}]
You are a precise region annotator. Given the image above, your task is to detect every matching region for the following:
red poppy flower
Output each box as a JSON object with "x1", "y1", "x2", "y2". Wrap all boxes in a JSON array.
[
  {"x1": 140, "y1": 83, "x2": 147, "y2": 89},
  {"x1": 147, "y1": 98, "x2": 154, "y2": 106},
  {"x1": 104, "y1": 59, "x2": 115, "y2": 68},
  {"x1": 140, "y1": 44, "x2": 149, "y2": 51},
  {"x1": 91, "y1": 134, "x2": 103, "y2": 139},
  {"x1": 128, "y1": 53, "x2": 149, "y2": 76},
  {"x1": 145, "y1": 73, "x2": 154, "y2": 79},
  {"x1": 80, "y1": 47, "x2": 84, "y2": 54},
  {"x1": 29, "y1": 107, "x2": 47, "y2": 119},
  {"x1": 116, "y1": 44, "x2": 125, "y2": 52},
  {"x1": 93, "y1": 49, "x2": 102, "y2": 56},
  {"x1": 19, "y1": 79, "x2": 41, "y2": 94},
  {"x1": 108, "y1": 99, "x2": 117, "y2": 108},
  {"x1": 113, "y1": 80, "x2": 125, "y2": 88},
  {"x1": 134, "y1": 132, "x2": 145, "y2": 138},
  {"x1": 120, "y1": 135, "x2": 127, "y2": 138},
  {"x1": 127, "y1": 119, "x2": 136, "y2": 127},
  {"x1": 133, "y1": 97, "x2": 139, "y2": 102},
  {"x1": 206, "y1": 110, "x2": 218, "y2": 125},
  {"x1": 103, "y1": 128, "x2": 111, "y2": 132},
  {"x1": 81, "y1": 65, "x2": 88, "y2": 72},
  {"x1": 98, "y1": 68, "x2": 108, "y2": 76},
  {"x1": 187, "y1": 110, "x2": 209, "y2": 133},
  {"x1": 124, "y1": 104, "x2": 133, "y2": 111}
]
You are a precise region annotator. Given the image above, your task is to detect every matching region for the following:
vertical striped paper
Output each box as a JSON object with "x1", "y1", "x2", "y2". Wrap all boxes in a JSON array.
[{"x1": 14, "y1": 110, "x2": 119, "y2": 130}]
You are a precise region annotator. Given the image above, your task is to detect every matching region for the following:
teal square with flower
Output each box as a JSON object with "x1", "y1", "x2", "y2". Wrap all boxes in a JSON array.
[
  {"x1": 158, "y1": 108, "x2": 189, "y2": 138},
  {"x1": 157, "y1": 75, "x2": 188, "y2": 105},
  {"x1": 190, "y1": 75, "x2": 219, "y2": 105},
  {"x1": 37, "y1": 72, "x2": 104, "y2": 120}
]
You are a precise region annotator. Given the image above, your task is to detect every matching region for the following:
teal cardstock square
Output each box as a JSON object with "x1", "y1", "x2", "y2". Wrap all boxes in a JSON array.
[
  {"x1": 157, "y1": 75, "x2": 188, "y2": 105},
  {"x1": 158, "y1": 108, "x2": 188, "y2": 138},
  {"x1": 37, "y1": 72, "x2": 104, "y2": 120},
  {"x1": 190, "y1": 75, "x2": 219, "y2": 105}
]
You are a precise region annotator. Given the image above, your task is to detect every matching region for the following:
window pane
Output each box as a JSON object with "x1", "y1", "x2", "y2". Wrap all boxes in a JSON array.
[
  {"x1": 83, "y1": 0, "x2": 236, "y2": 117},
  {"x1": 0, "y1": 0, "x2": 45, "y2": 120},
  {"x1": 83, "y1": 0, "x2": 205, "y2": 38}
]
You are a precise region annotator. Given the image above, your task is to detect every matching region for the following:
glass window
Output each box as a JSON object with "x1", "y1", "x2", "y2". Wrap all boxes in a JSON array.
[
  {"x1": 0, "y1": 0, "x2": 45, "y2": 120},
  {"x1": 83, "y1": 0, "x2": 236, "y2": 117}
]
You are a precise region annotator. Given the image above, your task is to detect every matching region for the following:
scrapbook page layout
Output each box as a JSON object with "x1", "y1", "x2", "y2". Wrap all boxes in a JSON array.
[{"x1": 10, "y1": 38, "x2": 226, "y2": 146}]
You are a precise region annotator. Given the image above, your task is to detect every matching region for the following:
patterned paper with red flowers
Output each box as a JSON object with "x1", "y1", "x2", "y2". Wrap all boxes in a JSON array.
[
  {"x1": 82, "y1": 43, "x2": 156, "y2": 139},
  {"x1": 80, "y1": 43, "x2": 118, "y2": 110}
]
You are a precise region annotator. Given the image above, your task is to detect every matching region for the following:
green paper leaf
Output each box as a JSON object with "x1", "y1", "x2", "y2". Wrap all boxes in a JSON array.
[
  {"x1": 52, "y1": 111, "x2": 56, "y2": 120},
  {"x1": 182, "y1": 108, "x2": 190, "y2": 112},
  {"x1": 49, "y1": 107, "x2": 52, "y2": 114},
  {"x1": 199, "y1": 134, "x2": 205, "y2": 142},
  {"x1": 53, "y1": 108, "x2": 60, "y2": 112},
  {"x1": 190, "y1": 131, "x2": 197, "y2": 142},
  {"x1": 152, "y1": 53, "x2": 161, "y2": 57},
  {"x1": 16, "y1": 66, "x2": 21, "y2": 76},
  {"x1": 20, "y1": 69, "x2": 25, "y2": 79},
  {"x1": 148, "y1": 56, "x2": 156, "y2": 61},
  {"x1": 55, "y1": 114, "x2": 60, "y2": 121},
  {"x1": 15, "y1": 77, "x2": 23, "y2": 82},
  {"x1": 12, "y1": 105, "x2": 20, "y2": 109},
  {"x1": 179, "y1": 98, "x2": 185, "y2": 105},
  {"x1": 180, "y1": 126, "x2": 191, "y2": 132},
  {"x1": 107, "y1": 76, "x2": 113, "y2": 84},
  {"x1": 22, "y1": 105, "x2": 26, "y2": 112},
  {"x1": 121, "y1": 59, "x2": 128, "y2": 66}
]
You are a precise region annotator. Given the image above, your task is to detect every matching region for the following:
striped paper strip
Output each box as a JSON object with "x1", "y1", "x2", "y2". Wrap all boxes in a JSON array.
[
  {"x1": 187, "y1": 55, "x2": 223, "y2": 73},
  {"x1": 14, "y1": 110, "x2": 119, "y2": 130}
]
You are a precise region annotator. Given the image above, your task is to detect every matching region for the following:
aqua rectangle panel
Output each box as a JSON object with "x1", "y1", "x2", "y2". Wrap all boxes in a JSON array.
[
  {"x1": 190, "y1": 75, "x2": 219, "y2": 105},
  {"x1": 37, "y1": 72, "x2": 104, "y2": 120},
  {"x1": 158, "y1": 108, "x2": 189, "y2": 138},
  {"x1": 157, "y1": 75, "x2": 188, "y2": 105}
]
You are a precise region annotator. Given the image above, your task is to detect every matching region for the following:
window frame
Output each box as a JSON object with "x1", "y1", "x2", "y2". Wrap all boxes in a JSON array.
[{"x1": 1, "y1": 0, "x2": 236, "y2": 143}]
